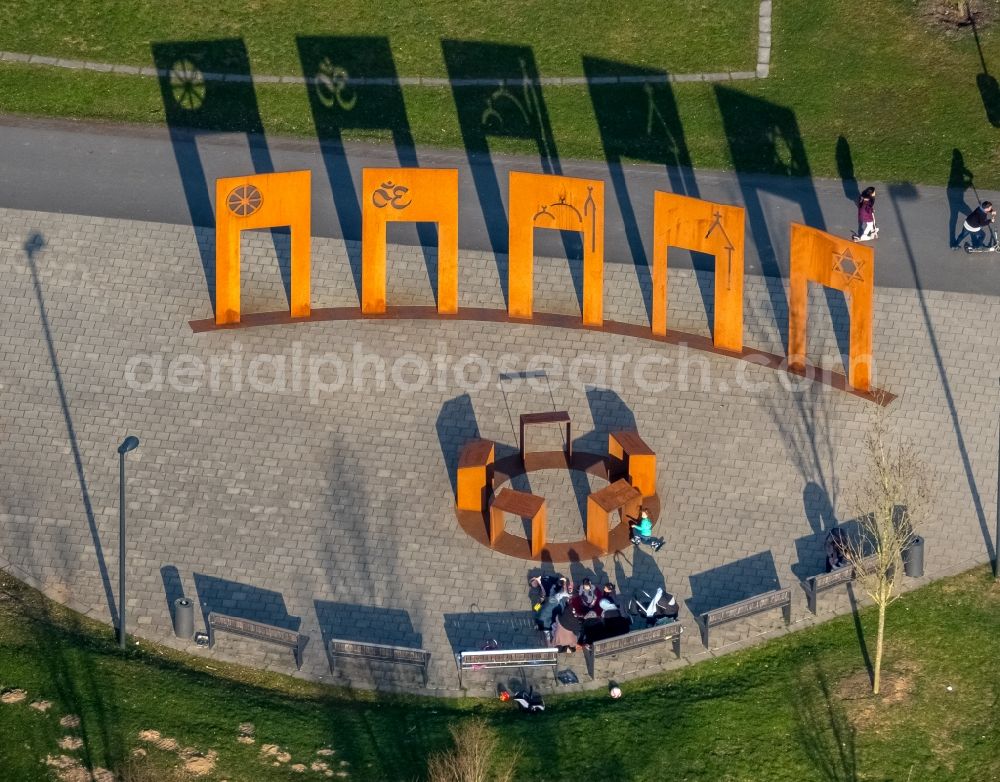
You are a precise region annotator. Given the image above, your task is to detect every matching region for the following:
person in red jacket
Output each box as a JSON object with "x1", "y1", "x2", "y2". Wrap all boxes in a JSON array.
[{"x1": 851, "y1": 187, "x2": 879, "y2": 242}]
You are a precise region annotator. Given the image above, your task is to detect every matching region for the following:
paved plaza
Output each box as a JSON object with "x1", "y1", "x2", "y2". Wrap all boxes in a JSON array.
[{"x1": 0, "y1": 176, "x2": 998, "y2": 694}]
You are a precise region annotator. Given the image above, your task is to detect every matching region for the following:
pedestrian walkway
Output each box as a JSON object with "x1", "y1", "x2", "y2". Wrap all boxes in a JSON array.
[{"x1": 0, "y1": 201, "x2": 995, "y2": 695}]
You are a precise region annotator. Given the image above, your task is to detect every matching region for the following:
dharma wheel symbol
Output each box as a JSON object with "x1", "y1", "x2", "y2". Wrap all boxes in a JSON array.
[
  {"x1": 227, "y1": 184, "x2": 263, "y2": 217},
  {"x1": 170, "y1": 58, "x2": 206, "y2": 111}
]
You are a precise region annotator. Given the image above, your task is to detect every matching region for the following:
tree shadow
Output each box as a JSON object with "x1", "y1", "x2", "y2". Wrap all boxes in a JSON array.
[
  {"x1": 583, "y1": 57, "x2": 701, "y2": 325},
  {"x1": 970, "y1": 10, "x2": 1000, "y2": 127},
  {"x1": 765, "y1": 381, "x2": 840, "y2": 544},
  {"x1": 441, "y1": 40, "x2": 567, "y2": 307},
  {"x1": 846, "y1": 583, "x2": 873, "y2": 683},
  {"x1": 297, "y1": 36, "x2": 437, "y2": 304},
  {"x1": 22, "y1": 232, "x2": 117, "y2": 627},
  {"x1": 887, "y1": 182, "x2": 995, "y2": 567},
  {"x1": 150, "y1": 39, "x2": 288, "y2": 314},
  {"x1": 714, "y1": 88, "x2": 850, "y2": 366},
  {"x1": 792, "y1": 659, "x2": 859, "y2": 782}
]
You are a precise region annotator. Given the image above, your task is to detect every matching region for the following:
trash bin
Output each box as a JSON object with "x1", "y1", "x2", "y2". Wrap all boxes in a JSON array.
[
  {"x1": 902, "y1": 536, "x2": 925, "y2": 578},
  {"x1": 173, "y1": 597, "x2": 194, "y2": 640}
]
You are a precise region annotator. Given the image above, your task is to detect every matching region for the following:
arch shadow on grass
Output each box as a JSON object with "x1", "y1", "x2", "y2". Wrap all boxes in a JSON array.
[{"x1": 151, "y1": 39, "x2": 289, "y2": 314}]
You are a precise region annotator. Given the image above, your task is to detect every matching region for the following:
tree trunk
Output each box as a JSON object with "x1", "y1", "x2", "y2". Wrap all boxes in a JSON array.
[{"x1": 873, "y1": 602, "x2": 886, "y2": 694}]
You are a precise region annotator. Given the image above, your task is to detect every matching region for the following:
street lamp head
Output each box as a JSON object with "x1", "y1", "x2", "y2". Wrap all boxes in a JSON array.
[{"x1": 118, "y1": 436, "x2": 140, "y2": 455}]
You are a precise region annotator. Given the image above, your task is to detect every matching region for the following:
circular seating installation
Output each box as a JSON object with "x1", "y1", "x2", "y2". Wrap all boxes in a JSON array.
[{"x1": 454, "y1": 414, "x2": 660, "y2": 562}]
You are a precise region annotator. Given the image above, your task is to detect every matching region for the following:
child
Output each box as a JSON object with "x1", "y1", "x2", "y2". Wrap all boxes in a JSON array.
[
  {"x1": 851, "y1": 187, "x2": 878, "y2": 242},
  {"x1": 630, "y1": 508, "x2": 664, "y2": 552}
]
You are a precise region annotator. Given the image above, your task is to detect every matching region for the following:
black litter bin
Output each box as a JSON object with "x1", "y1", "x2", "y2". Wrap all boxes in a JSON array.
[
  {"x1": 173, "y1": 597, "x2": 194, "y2": 640},
  {"x1": 902, "y1": 536, "x2": 925, "y2": 578}
]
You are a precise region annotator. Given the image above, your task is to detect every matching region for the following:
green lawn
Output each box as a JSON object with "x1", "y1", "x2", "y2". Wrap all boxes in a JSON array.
[
  {"x1": 1, "y1": 566, "x2": 998, "y2": 781},
  {"x1": 0, "y1": 0, "x2": 758, "y2": 76},
  {"x1": 1, "y1": 1, "x2": 999, "y2": 188}
]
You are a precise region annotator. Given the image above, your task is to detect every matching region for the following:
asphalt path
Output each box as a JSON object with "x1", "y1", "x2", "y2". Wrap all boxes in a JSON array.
[{"x1": 1, "y1": 114, "x2": 997, "y2": 296}]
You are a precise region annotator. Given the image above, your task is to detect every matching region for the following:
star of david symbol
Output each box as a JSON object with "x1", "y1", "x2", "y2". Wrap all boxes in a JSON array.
[{"x1": 833, "y1": 247, "x2": 864, "y2": 284}]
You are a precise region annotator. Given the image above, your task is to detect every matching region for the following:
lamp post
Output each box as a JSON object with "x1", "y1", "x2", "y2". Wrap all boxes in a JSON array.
[{"x1": 117, "y1": 435, "x2": 140, "y2": 649}]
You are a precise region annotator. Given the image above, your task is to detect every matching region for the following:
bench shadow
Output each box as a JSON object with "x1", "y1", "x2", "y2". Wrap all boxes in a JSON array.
[
  {"x1": 613, "y1": 543, "x2": 665, "y2": 598},
  {"x1": 151, "y1": 39, "x2": 288, "y2": 314},
  {"x1": 443, "y1": 608, "x2": 540, "y2": 655},
  {"x1": 314, "y1": 600, "x2": 421, "y2": 649},
  {"x1": 192, "y1": 572, "x2": 301, "y2": 632},
  {"x1": 685, "y1": 550, "x2": 781, "y2": 617},
  {"x1": 441, "y1": 40, "x2": 565, "y2": 307},
  {"x1": 297, "y1": 35, "x2": 437, "y2": 303},
  {"x1": 583, "y1": 56, "x2": 701, "y2": 326},
  {"x1": 714, "y1": 87, "x2": 850, "y2": 366}
]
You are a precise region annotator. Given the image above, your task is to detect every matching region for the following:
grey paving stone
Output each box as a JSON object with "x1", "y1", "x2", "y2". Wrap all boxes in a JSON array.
[{"x1": 0, "y1": 206, "x2": 996, "y2": 698}]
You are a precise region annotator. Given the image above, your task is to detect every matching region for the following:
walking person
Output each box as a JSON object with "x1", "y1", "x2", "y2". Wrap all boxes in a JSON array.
[
  {"x1": 851, "y1": 186, "x2": 879, "y2": 242},
  {"x1": 953, "y1": 200, "x2": 996, "y2": 251}
]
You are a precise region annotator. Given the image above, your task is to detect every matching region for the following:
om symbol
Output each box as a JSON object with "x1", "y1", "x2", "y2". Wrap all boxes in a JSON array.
[
  {"x1": 372, "y1": 181, "x2": 412, "y2": 210},
  {"x1": 316, "y1": 58, "x2": 357, "y2": 111}
]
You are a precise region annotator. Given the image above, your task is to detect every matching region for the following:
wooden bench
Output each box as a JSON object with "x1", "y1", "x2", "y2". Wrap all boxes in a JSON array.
[
  {"x1": 520, "y1": 411, "x2": 571, "y2": 460},
  {"x1": 456, "y1": 439, "x2": 495, "y2": 512},
  {"x1": 207, "y1": 612, "x2": 308, "y2": 670},
  {"x1": 608, "y1": 430, "x2": 657, "y2": 498},
  {"x1": 490, "y1": 488, "x2": 547, "y2": 555},
  {"x1": 804, "y1": 554, "x2": 878, "y2": 614},
  {"x1": 585, "y1": 621, "x2": 683, "y2": 679},
  {"x1": 456, "y1": 647, "x2": 558, "y2": 688},
  {"x1": 586, "y1": 478, "x2": 641, "y2": 553},
  {"x1": 328, "y1": 639, "x2": 431, "y2": 685},
  {"x1": 698, "y1": 588, "x2": 792, "y2": 648}
]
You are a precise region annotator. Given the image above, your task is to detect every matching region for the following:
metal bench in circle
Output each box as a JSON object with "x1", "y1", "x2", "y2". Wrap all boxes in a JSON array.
[
  {"x1": 585, "y1": 621, "x2": 683, "y2": 679},
  {"x1": 699, "y1": 587, "x2": 792, "y2": 648},
  {"x1": 207, "y1": 611, "x2": 308, "y2": 670},
  {"x1": 328, "y1": 639, "x2": 431, "y2": 685}
]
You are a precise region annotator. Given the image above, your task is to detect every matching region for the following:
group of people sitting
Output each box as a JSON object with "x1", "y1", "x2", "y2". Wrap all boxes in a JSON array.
[{"x1": 529, "y1": 574, "x2": 679, "y2": 652}]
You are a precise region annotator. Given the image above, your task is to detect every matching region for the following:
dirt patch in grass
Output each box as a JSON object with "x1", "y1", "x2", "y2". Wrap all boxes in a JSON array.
[
  {"x1": 179, "y1": 746, "x2": 218, "y2": 777},
  {"x1": 58, "y1": 736, "x2": 84, "y2": 750},
  {"x1": 919, "y1": 0, "x2": 998, "y2": 33},
  {"x1": 837, "y1": 660, "x2": 920, "y2": 732},
  {"x1": 43, "y1": 754, "x2": 114, "y2": 782},
  {"x1": 1, "y1": 688, "x2": 27, "y2": 704}
]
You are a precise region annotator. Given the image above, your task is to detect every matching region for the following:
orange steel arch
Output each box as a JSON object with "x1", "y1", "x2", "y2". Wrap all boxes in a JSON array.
[
  {"x1": 215, "y1": 170, "x2": 312, "y2": 326},
  {"x1": 508, "y1": 172, "x2": 605, "y2": 326},
  {"x1": 788, "y1": 223, "x2": 874, "y2": 393},
  {"x1": 652, "y1": 191, "x2": 745, "y2": 352},
  {"x1": 362, "y1": 167, "x2": 459, "y2": 314}
]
